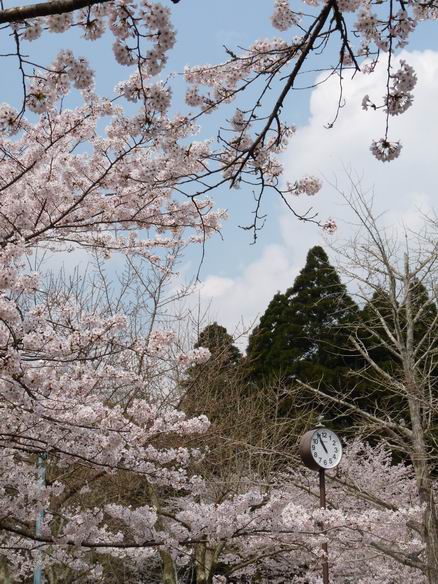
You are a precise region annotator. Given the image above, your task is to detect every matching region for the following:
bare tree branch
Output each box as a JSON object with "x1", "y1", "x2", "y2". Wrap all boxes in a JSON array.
[{"x1": 0, "y1": 0, "x2": 108, "y2": 24}]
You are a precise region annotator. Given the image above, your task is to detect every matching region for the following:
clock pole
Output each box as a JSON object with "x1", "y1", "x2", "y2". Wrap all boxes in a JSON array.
[
  {"x1": 299, "y1": 427, "x2": 342, "y2": 584},
  {"x1": 319, "y1": 467, "x2": 329, "y2": 584}
]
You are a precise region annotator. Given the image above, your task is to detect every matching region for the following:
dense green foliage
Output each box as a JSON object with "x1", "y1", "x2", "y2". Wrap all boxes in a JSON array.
[
  {"x1": 181, "y1": 322, "x2": 243, "y2": 420},
  {"x1": 356, "y1": 279, "x2": 438, "y2": 427},
  {"x1": 183, "y1": 249, "x2": 437, "y2": 436},
  {"x1": 195, "y1": 322, "x2": 242, "y2": 369},
  {"x1": 246, "y1": 247, "x2": 358, "y2": 424},
  {"x1": 247, "y1": 246, "x2": 358, "y2": 383}
]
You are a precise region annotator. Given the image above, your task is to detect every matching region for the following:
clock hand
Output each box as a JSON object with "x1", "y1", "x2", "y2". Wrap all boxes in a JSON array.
[{"x1": 317, "y1": 433, "x2": 328, "y2": 454}]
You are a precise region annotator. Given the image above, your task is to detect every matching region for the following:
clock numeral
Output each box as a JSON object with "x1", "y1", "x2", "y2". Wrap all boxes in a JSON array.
[{"x1": 302, "y1": 430, "x2": 342, "y2": 470}]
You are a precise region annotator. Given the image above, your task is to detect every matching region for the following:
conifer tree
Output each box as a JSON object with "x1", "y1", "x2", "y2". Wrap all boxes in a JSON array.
[
  {"x1": 246, "y1": 292, "x2": 290, "y2": 378},
  {"x1": 357, "y1": 279, "x2": 438, "y2": 423},
  {"x1": 181, "y1": 322, "x2": 242, "y2": 418},
  {"x1": 196, "y1": 322, "x2": 242, "y2": 369},
  {"x1": 247, "y1": 246, "x2": 357, "y2": 386}
]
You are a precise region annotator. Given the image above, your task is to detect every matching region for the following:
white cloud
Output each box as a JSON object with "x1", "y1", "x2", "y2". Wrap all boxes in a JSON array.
[
  {"x1": 200, "y1": 275, "x2": 234, "y2": 298},
  {"x1": 197, "y1": 50, "x2": 438, "y2": 345},
  {"x1": 282, "y1": 50, "x2": 438, "y2": 236},
  {"x1": 195, "y1": 244, "x2": 301, "y2": 342}
]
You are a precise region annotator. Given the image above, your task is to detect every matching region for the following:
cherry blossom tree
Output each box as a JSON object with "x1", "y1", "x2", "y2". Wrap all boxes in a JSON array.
[
  {"x1": 0, "y1": 36, "x2": 221, "y2": 573},
  {"x1": 112, "y1": 439, "x2": 426, "y2": 584},
  {"x1": 0, "y1": 0, "x2": 436, "y2": 580},
  {"x1": 0, "y1": 239, "x2": 216, "y2": 580},
  {"x1": 0, "y1": 0, "x2": 431, "y2": 235}
]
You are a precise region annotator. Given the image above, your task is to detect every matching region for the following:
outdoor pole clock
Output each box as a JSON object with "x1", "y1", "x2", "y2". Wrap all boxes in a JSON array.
[
  {"x1": 299, "y1": 427, "x2": 342, "y2": 584},
  {"x1": 299, "y1": 427, "x2": 343, "y2": 471}
]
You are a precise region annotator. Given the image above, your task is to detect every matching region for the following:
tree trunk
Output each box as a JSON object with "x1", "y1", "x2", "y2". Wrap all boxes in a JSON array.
[
  {"x1": 160, "y1": 550, "x2": 178, "y2": 584},
  {"x1": 0, "y1": 561, "x2": 12, "y2": 584},
  {"x1": 195, "y1": 542, "x2": 221, "y2": 584},
  {"x1": 146, "y1": 484, "x2": 178, "y2": 584},
  {"x1": 403, "y1": 255, "x2": 438, "y2": 584},
  {"x1": 407, "y1": 383, "x2": 438, "y2": 583}
]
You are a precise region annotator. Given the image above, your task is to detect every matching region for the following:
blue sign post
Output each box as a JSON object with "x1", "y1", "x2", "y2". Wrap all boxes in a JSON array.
[{"x1": 33, "y1": 454, "x2": 47, "y2": 584}]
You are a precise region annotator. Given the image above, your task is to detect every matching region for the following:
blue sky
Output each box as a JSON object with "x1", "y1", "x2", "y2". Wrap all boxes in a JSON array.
[
  {"x1": 172, "y1": 4, "x2": 438, "y2": 283},
  {"x1": 3, "y1": 1, "x2": 438, "y2": 338}
]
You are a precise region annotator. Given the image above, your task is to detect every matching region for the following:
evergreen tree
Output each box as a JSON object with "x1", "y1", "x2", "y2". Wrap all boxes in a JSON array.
[
  {"x1": 181, "y1": 322, "x2": 242, "y2": 418},
  {"x1": 195, "y1": 322, "x2": 242, "y2": 369},
  {"x1": 359, "y1": 288, "x2": 396, "y2": 370},
  {"x1": 357, "y1": 279, "x2": 438, "y2": 423},
  {"x1": 408, "y1": 278, "x2": 438, "y2": 363},
  {"x1": 247, "y1": 246, "x2": 357, "y2": 385},
  {"x1": 350, "y1": 287, "x2": 401, "y2": 421},
  {"x1": 246, "y1": 292, "x2": 289, "y2": 378}
]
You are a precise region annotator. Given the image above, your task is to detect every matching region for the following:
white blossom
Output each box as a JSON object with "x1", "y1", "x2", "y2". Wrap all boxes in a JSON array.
[{"x1": 370, "y1": 138, "x2": 402, "y2": 162}]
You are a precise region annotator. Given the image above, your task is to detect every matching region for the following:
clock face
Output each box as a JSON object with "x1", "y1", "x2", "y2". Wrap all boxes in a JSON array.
[{"x1": 309, "y1": 428, "x2": 342, "y2": 469}]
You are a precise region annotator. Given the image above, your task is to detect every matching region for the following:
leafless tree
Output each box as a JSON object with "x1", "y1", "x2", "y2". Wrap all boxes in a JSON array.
[{"x1": 294, "y1": 185, "x2": 438, "y2": 582}]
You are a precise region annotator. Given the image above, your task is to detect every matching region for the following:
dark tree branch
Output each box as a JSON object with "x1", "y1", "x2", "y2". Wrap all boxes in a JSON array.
[
  {"x1": 231, "y1": 0, "x2": 335, "y2": 185},
  {"x1": 0, "y1": 0, "x2": 109, "y2": 24}
]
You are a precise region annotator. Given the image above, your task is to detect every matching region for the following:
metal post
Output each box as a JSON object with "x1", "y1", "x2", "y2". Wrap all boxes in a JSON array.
[
  {"x1": 33, "y1": 454, "x2": 47, "y2": 584},
  {"x1": 319, "y1": 468, "x2": 329, "y2": 584}
]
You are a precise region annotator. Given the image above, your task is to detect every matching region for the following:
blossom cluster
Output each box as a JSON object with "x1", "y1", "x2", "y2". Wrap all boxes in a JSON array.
[
  {"x1": 26, "y1": 50, "x2": 94, "y2": 113},
  {"x1": 271, "y1": 0, "x2": 298, "y2": 31},
  {"x1": 0, "y1": 103, "x2": 22, "y2": 135},
  {"x1": 19, "y1": 1, "x2": 176, "y2": 77},
  {"x1": 370, "y1": 138, "x2": 402, "y2": 162},
  {"x1": 116, "y1": 73, "x2": 171, "y2": 112},
  {"x1": 287, "y1": 176, "x2": 322, "y2": 196},
  {"x1": 386, "y1": 60, "x2": 417, "y2": 116},
  {"x1": 177, "y1": 346, "x2": 211, "y2": 367}
]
